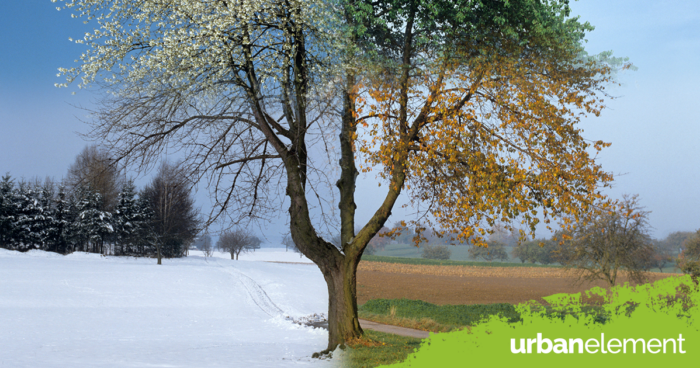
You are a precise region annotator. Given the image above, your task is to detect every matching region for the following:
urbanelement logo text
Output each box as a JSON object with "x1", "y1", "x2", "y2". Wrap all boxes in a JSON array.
[{"x1": 511, "y1": 333, "x2": 686, "y2": 354}]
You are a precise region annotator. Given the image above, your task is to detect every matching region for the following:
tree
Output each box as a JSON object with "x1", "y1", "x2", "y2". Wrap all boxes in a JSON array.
[
  {"x1": 367, "y1": 227, "x2": 390, "y2": 253},
  {"x1": 217, "y1": 229, "x2": 253, "y2": 260},
  {"x1": 141, "y1": 162, "x2": 200, "y2": 264},
  {"x1": 57, "y1": 0, "x2": 625, "y2": 350},
  {"x1": 488, "y1": 223, "x2": 519, "y2": 247},
  {"x1": 677, "y1": 230, "x2": 700, "y2": 281},
  {"x1": 51, "y1": 183, "x2": 74, "y2": 254},
  {"x1": 468, "y1": 241, "x2": 508, "y2": 262},
  {"x1": 193, "y1": 233, "x2": 214, "y2": 253},
  {"x1": 421, "y1": 245, "x2": 451, "y2": 260},
  {"x1": 135, "y1": 194, "x2": 156, "y2": 256},
  {"x1": 391, "y1": 222, "x2": 416, "y2": 245},
  {"x1": 283, "y1": 234, "x2": 303, "y2": 258},
  {"x1": 646, "y1": 239, "x2": 674, "y2": 272},
  {"x1": 247, "y1": 236, "x2": 263, "y2": 252},
  {"x1": 0, "y1": 174, "x2": 16, "y2": 248},
  {"x1": 201, "y1": 235, "x2": 214, "y2": 257},
  {"x1": 12, "y1": 181, "x2": 43, "y2": 251},
  {"x1": 663, "y1": 231, "x2": 694, "y2": 256},
  {"x1": 512, "y1": 239, "x2": 557, "y2": 265},
  {"x1": 511, "y1": 242, "x2": 529, "y2": 264},
  {"x1": 71, "y1": 186, "x2": 114, "y2": 254},
  {"x1": 682, "y1": 230, "x2": 700, "y2": 259},
  {"x1": 555, "y1": 195, "x2": 652, "y2": 287},
  {"x1": 36, "y1": 178, "x2": 59, "y2": 252},
  {"x1": 113, "y1": 179, "x2": 147, "y2": 256},
  {"x1": 66, "y1": 145, "x2": 122, "y2": 212}
]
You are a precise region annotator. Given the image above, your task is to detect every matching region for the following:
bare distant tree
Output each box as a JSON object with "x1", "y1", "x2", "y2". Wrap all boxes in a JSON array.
[
  {"x1": 283, "y1": 234, "x2": 297, "y2": 253},
  {"x1": 282, "y1": 234, "x2": 303, "y2": 258},
  {"x1": 66, "y1": 145, "x2": 122, "y2": 212},
  {"x1": 218, "y1": 229, "x2": 253, "y2": 260},
  {"x1": 201, "y1": 235, "x2": 213, "y2": 257},
  {"x1": 555, "y1": 194, "x2": 652, "y2": 287}
]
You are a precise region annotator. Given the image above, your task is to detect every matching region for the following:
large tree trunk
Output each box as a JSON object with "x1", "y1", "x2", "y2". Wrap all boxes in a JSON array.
[
  {"x1": 246, "y1": 31, "x2": 407, "y2": 351},
  {"x1": 319, "y1": 255, "x2": 363, "y2": 350}
]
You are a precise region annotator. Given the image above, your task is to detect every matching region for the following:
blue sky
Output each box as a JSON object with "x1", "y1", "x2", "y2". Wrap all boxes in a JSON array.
[{"x1": 1, "y1": 0, "x2": 699, "y2": 239}]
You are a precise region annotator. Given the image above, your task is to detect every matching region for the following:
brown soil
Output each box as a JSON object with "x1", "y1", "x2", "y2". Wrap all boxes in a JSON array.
[{"x1": 357, "y1": 261, "x2": 680, "y2": 305}]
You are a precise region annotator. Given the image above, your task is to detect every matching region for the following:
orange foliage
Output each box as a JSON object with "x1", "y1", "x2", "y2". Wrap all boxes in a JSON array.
[{"x1": 353, "y1": 36, "x2": 616, "y2": 247}]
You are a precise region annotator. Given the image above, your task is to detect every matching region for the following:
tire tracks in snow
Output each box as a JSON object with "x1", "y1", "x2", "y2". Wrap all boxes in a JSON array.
[
  {"x1": 214, "y1": 259, "x2": 328, "y2": 329},
  {"x1": 215, "y1": 260, "x2": 285, "y2": 318}
]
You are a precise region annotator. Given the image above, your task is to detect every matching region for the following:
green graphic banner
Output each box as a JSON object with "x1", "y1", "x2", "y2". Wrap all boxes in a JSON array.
[{"x1": 388, "y1": 275, "x2": 699, "y2": 367}]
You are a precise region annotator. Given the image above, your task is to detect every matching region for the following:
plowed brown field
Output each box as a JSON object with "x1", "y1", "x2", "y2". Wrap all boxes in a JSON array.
[{"x1": 356, "y1": 261, "x2": 680, "y2": 305}]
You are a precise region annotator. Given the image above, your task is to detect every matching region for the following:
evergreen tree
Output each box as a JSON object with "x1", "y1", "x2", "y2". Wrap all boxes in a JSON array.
[
  {"x1": 52, "y1": 184, "x2": 74, "y2": 254},
  {"x1": 35, "y1": 180, "x2": 57, "y2": 251},
  {"x1": 13, "y1": 181, "x2": 43, "y2": 250},
  {"x1": 136, "y1": 193, "x2": 156, "y2": 256},
  {"x1": 0, "y1": 174, "x2": 16, "y2": 248},
  {"x1": 114, "y1": 180, "x2": 143, "y2": 256},
  {"x1": 72, "y1": 186, "x2": 114, "y2": 253},
  {"x1": 69, "y1": 186, "x2": 91, "y2": 252}
]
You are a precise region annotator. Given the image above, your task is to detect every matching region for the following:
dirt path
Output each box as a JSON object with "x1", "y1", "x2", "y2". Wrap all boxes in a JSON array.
[{"x1": 359, "y1": 319, "x2": 430, "y2": 339}]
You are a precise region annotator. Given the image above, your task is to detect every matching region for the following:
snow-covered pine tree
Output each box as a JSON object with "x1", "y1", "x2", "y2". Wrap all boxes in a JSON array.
[
  {"x1": 113, "y1": 179, "x2": 142, "y2": 256},
  {"x1": 52, "y1": 183, "x2": 74, "y2": 254},
  {"x1": 135, "y1": 193, "x2": 156, "y2": 257},
  {"x1": 0, "y1": 174, "x2": 17, "y2": 248},
  {"x1": 69, "y1": 185, "x2": 90, "y2": 252},
  {"x1": 13, "y1": 181, "x2": 45, "y2": 250},
  {"x1": 72, "y1": 186, "x2": 114, "y2": 254},
  {"x1": 36, "y1": 179, "x2": 57, "y2": 251}
]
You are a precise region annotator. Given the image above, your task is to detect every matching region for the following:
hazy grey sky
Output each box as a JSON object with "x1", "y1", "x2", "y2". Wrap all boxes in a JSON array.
[{"x1": 1, "y1": 0, "x2": 699, "y2": 240}]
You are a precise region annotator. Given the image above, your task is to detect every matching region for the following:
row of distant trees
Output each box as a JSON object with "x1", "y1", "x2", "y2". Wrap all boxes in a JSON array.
[
  {"x1": 484, "y1": 195, "x2": 700, "y2": 287},
  {"x1": 0, "y1": 145, "x2": 200, "y2": 264},
  {"x1": 192, "y1": 232, "x2": 263, "y2": 259},
  {"x1": 390, "y1": 195, "x2": 700, "y2": 287}
]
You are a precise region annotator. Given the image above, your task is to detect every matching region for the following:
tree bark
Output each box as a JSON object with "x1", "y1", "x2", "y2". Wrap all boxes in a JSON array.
[{"x1": 319, "y1": 255, "x2": 363, "y2": 350}]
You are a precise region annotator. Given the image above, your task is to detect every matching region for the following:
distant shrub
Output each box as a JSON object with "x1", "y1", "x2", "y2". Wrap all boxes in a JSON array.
[
  {"x1": 511, "y1": 239, "x2": 557, "y2": 264},
  {"x1": 468, "y1": 241, "x2": 509, "y2": 262},
  {"x1": 421, "y1": 245, "x2": 451, "y2": 260}
]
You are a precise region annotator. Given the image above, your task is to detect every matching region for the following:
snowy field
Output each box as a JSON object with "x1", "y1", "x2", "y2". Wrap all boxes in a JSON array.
[
  {"x1": 0, "y1": 248, "x2": 340, "y2": 367},
  {"x1": 194, "y1": 247, "x2": 315, "y2": 263}
]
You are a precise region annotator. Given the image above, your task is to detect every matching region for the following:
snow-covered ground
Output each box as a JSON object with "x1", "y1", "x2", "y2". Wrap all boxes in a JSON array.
[
  {"x1": 192, "y1": 247, "x2": 314, "y2": 263},
  {"x1": 0, "y1": 248, "x2": 339, "y2": 367}
]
